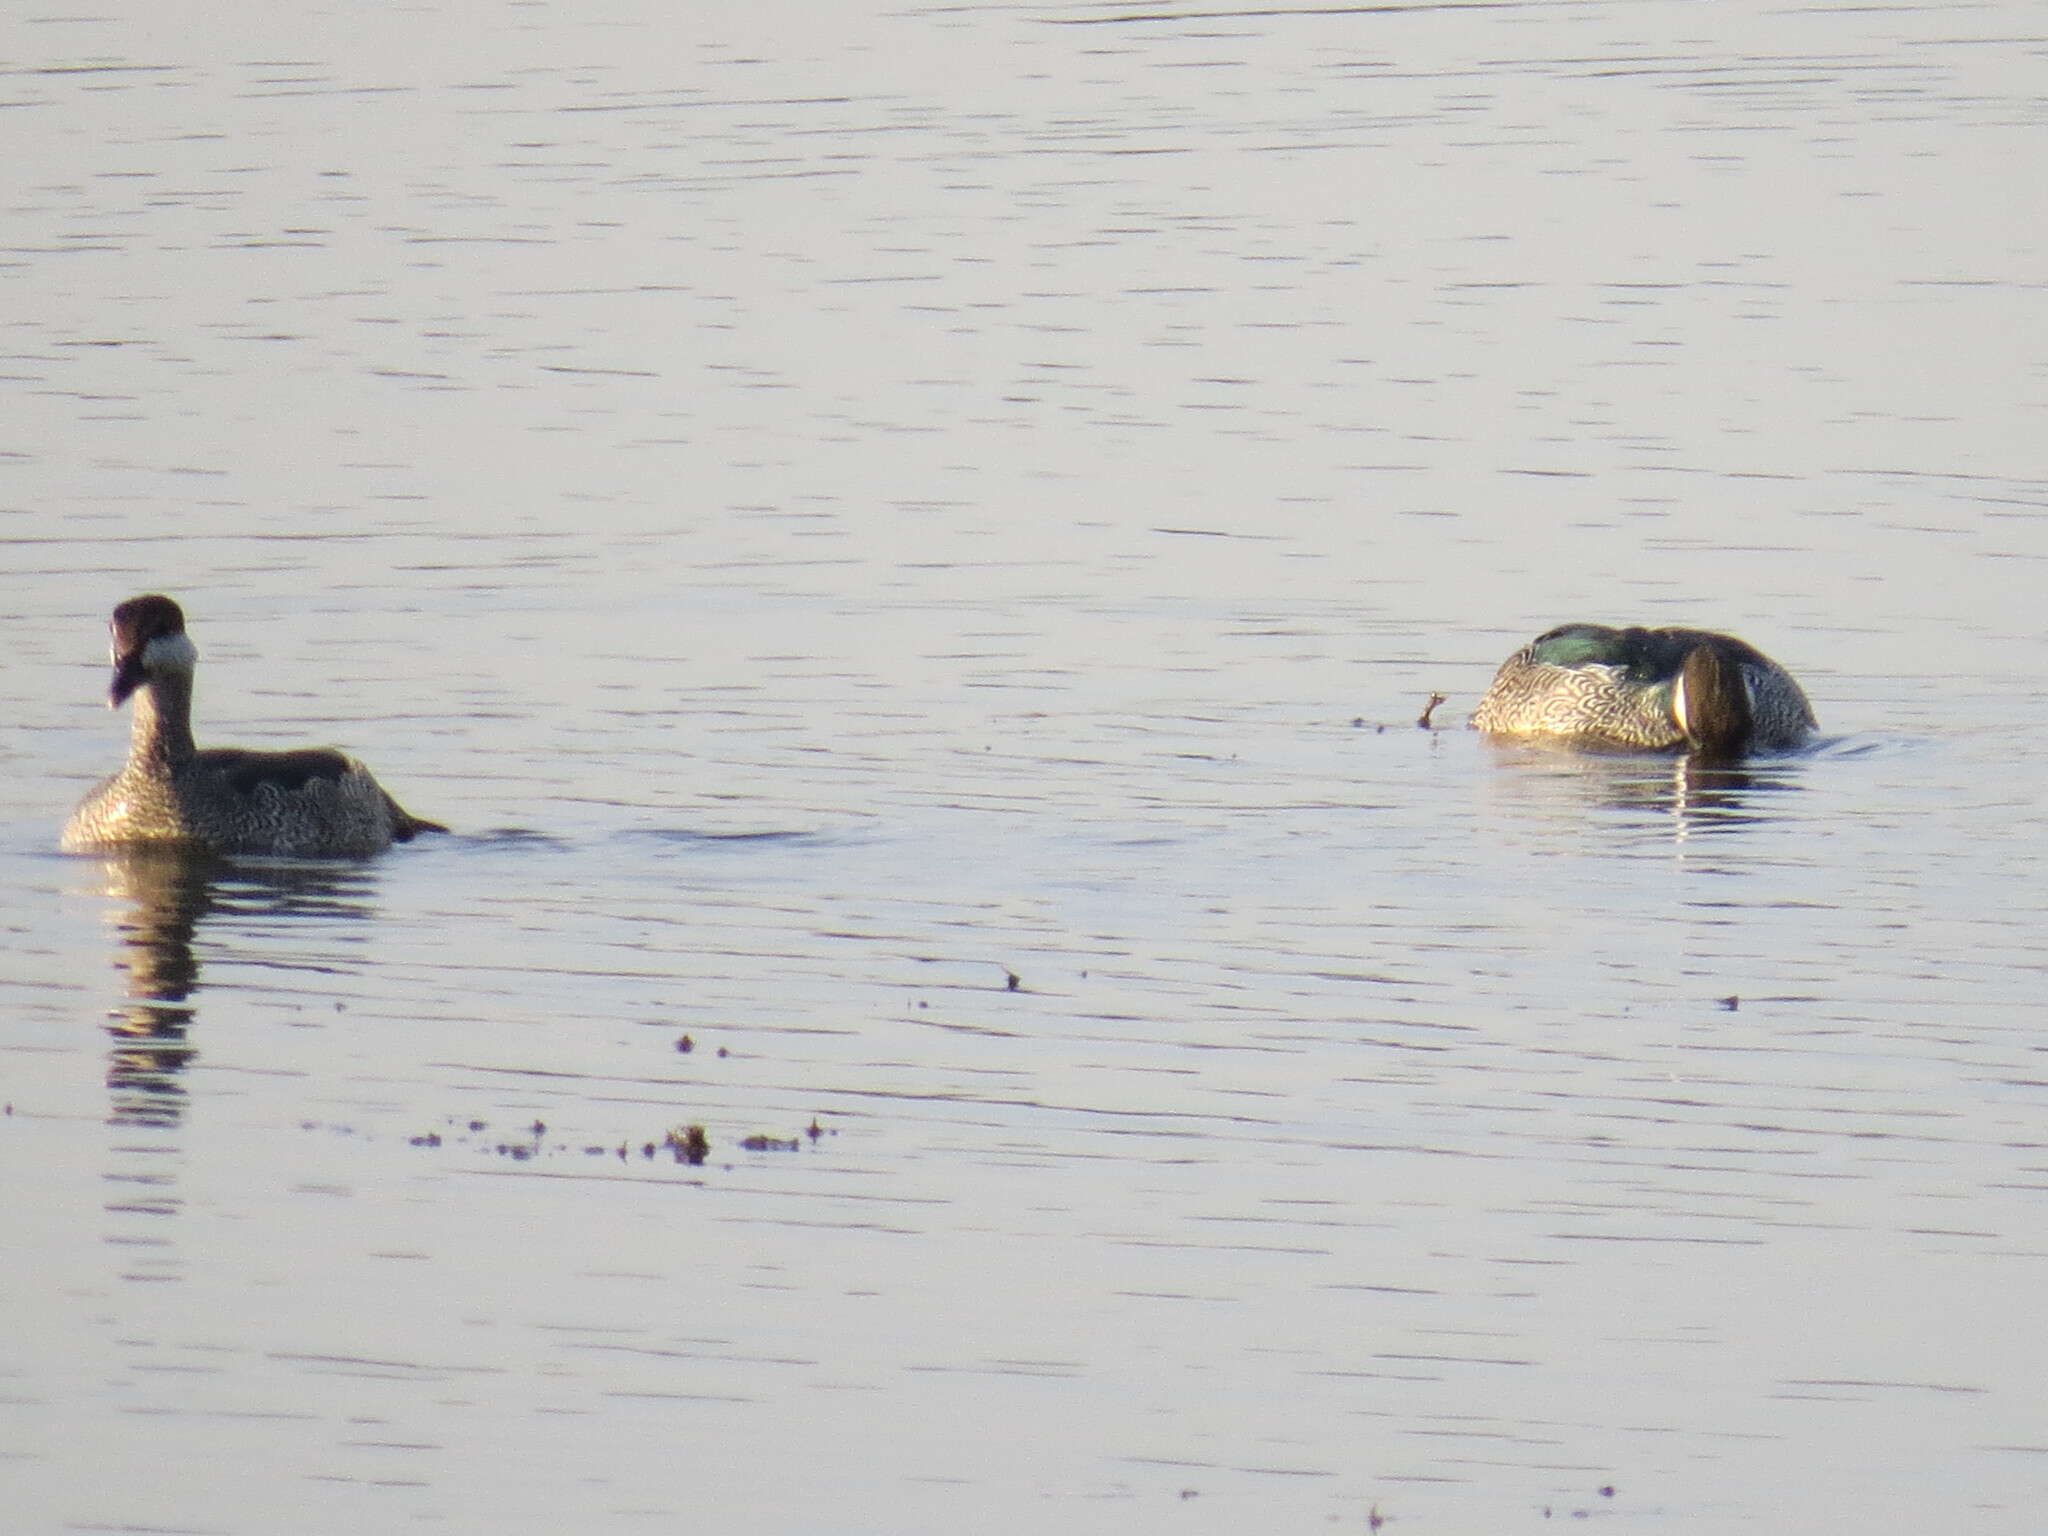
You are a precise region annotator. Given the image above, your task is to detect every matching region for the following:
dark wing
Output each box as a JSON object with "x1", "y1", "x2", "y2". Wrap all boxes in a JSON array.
[
  {"x1": 197, "y1": 747, "x2": 356, "y2": 796},
  {"x1": 1535, "y1": 625, "x2": 1747, "y2": 686}
]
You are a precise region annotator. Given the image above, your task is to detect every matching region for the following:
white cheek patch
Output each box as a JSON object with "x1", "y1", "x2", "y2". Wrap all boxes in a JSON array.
[
  {"x1": 1671, "y1": 670, "x2": 1690, "y2": 733},
  {"x1": 143, "y1": 632, "x2": 199, "y2": 672}
]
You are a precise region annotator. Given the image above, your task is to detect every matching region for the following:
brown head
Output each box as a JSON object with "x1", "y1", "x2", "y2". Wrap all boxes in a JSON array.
[
  {"x1": 1672, "y1": 641, "x2": 1754, "y2": 759},
  {"x1": 106, "y1": 594, "x2": 193, "y2": 707}
]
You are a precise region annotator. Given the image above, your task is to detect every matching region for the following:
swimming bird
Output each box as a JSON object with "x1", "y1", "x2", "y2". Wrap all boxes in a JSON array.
[
  {"x1": 62, "y1": 594, "x2": 448, "y2": 857},
  {"x1": 1470, "y1": 623, "x2": 1816, "y2": 756}
]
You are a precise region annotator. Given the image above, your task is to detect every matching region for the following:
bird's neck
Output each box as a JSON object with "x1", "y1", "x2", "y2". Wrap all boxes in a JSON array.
[{"x1": 130, "y1": 671, "x2": 198, "y2": 767}]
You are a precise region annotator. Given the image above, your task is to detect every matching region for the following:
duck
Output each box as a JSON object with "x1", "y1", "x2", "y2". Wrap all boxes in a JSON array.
[
  {"x1": 62, "y1": 594, "x2": 448, "y2": 857},
  {"x1": 1470, "y1": 623, "x2": 1816, "y2": 757}
]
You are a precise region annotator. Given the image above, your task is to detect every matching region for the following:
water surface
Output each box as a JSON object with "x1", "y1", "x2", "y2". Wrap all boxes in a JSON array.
[{"x1": 5, "y1": 2, "x2": 2047, "y2": 1532}]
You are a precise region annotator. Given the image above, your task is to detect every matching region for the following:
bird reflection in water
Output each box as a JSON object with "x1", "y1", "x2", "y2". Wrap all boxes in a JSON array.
[
  {"x1": 83, "y1": 848, "x2": 383, "y2": 1127},
  {"x1": 94, "y1": 848, "x2": 212, "y2": 1127},
  {"x1": 1478, "y1": 740, "x2": 1812, "y2": 840}
]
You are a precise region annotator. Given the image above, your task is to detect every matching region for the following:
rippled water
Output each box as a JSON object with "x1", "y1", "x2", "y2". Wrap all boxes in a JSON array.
[{"x1": 6, "y1": 2, "x2": 2048, "y2": 1532}]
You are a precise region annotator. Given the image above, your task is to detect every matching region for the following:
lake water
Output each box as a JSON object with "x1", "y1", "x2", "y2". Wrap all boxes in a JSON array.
[{"x1": 5, "y1": 2, "x2": 2047, "y2": 1532}]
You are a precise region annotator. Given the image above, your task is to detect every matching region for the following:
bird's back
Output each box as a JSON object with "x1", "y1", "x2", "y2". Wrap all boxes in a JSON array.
[
  {"x1": 1471, "y1": 623, "x2": 1815, "y2": 753},
  {"x1": 65, "y1": 746, "x2": 441, "y2": 857}
]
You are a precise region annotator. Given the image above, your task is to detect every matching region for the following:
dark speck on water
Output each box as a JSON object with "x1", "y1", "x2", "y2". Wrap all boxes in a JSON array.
[{"x1": 665, "y1": 1125, "x2": 710, "y2": 1165}]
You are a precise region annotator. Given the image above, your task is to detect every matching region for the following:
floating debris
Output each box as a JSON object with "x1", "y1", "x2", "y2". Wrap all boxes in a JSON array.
[
  {"x1": 664, "y1": 1124, "x2": 710, "y2": 1165},
  {"x1": 675, "y1": 1033, "x2": 694, "y2": 1053},
  {"x1": 392, "y1": 1114, "x2": 817, "y2": 1174},
  {"x1": 1004, "y1": 968, "x2": 1021, "y2": 992},
  {"x1": 1416, "y1": 691, "x2": 1447, "y2": 729}
]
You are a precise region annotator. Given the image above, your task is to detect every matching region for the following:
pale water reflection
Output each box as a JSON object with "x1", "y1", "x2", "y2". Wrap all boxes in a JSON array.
[
  {"x1": 1473, "y1": 744, "x2": 1822, "y2": 841},
  {"x1": 87, "y1": 849, "x2": 395, "y2": 1127},
  {"x1": 5, "y1": 0, "x2": 2048, "y2": 1532}
]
